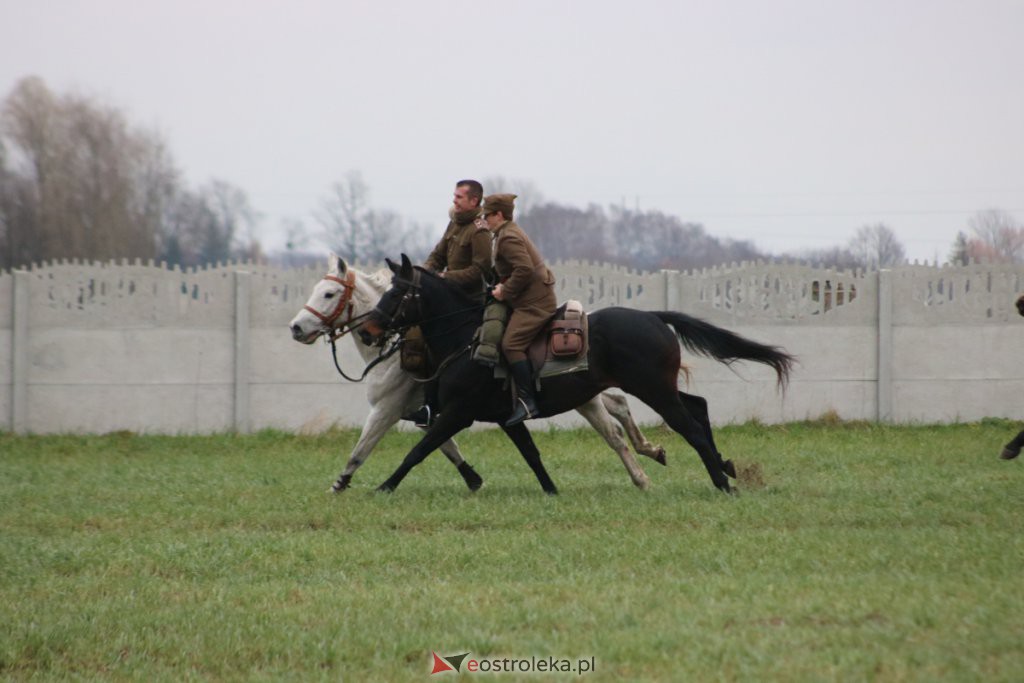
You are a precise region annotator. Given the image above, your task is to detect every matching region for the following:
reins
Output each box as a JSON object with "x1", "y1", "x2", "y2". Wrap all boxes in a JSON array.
[
  {"x1": 318, "y1": 265, "x2": 485, "y2": 384},
  {"x1": 410, "y1": 344, "x2": 472, "y2": 384},
  {"x1": 329, "y1": 334, "x2": 402, "y2": 382}
]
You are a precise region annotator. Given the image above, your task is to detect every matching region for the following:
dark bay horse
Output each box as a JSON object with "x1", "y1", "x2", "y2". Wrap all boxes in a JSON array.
[
  {"x1": 361, "y1": 255, "x2": 795, "y2": 494},
  {"x1": 1000, "y1": 295, "x2": 1024, "y2": 460}
]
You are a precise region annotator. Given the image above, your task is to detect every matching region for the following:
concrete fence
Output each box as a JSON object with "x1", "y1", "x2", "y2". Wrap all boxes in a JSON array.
[{"x1": 2, "y1": 258, "x2": 1022, "y2": 434}]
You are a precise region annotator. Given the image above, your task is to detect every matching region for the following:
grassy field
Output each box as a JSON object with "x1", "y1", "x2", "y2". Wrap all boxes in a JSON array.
[{"x1": 1, "y1": 420, "x2": 1023, "y2": 681}]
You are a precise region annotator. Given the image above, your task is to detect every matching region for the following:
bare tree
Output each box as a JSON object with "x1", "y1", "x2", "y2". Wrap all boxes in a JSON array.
[
  {"x1": 205, "y1": 179, "x2": 259, "y2": 261},
  {"x1": 520, "y1": 198, "x2": 767, "y2": 270},
  {"x1": 0, "y1": 76, "x2": 175, "y2": 266},
  {"x1": 965, "y1": 209, "x2": 1024, "y2": 263},
  {"x1": 158, "y1": 179, "x2": 258, "y2": 267},
  {"x1": 481, "y1": 175, "x2": 546, "y2": 217},
  {"x1": 847, "y1": 223, "x2": 906, "y2": 269},
  {"x1": 315, "y1": 171, "x2": 370, "y2": 261},
  {"x1": 792, "y1": 246, "x2": 863, "y2": 271},
  {"x1": 315, "y1": 171, "x2": 425, "y2": 263}
]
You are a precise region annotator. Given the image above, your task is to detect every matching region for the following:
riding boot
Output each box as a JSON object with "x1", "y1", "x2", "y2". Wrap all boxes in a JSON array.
[
  {"x1": 505, "y1": 359, "x2": 539, "y2": 427},
  {"x1": 404, "y1": 382, "x2": 438, "y2": 428}
]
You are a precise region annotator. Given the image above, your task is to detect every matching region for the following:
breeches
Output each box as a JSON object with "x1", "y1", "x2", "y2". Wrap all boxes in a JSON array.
[{"x1": 501, "y1": 297, "x2": 557, "y2": 360}]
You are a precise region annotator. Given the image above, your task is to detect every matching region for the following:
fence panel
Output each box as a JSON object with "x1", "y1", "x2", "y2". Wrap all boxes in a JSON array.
[{"x1": 2, "y1": 259, "x2": 1022, "y2": 433}]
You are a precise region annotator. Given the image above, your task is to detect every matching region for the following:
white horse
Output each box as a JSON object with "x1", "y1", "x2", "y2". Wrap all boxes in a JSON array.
[{"x1": 289, "y1": 254, "x2": 666, "y2": 491}]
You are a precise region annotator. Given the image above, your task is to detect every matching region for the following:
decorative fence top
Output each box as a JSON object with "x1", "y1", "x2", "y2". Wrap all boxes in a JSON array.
[{"x1": 2, "y1": 258, "x2": 1023, "y2": 329}]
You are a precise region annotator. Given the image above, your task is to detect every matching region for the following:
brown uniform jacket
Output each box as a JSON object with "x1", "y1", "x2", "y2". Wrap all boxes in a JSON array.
[
  {"x1": 493, "y1": 220, "x2": 557, "y2": 356},
  {"x1": 492, "y1": 220, "x2": 556, "y2": 307},
  {"x1": 423, "y1": 209, "x2": 493, "y2": 293}
]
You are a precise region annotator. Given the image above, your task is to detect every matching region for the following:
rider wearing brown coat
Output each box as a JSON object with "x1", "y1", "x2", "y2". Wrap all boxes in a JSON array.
[
  {"x1": 482, "y1": 193, "x2": 557, "y2": 427},
  {"x1": 424, "y1": 180, "x2": 493, "y2": 296},
  {"x1": 411, "y1": 180, "x2": 493, "y2": 427}
]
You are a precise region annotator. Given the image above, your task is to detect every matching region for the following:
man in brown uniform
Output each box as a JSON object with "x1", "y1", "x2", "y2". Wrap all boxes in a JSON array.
[
  {"x1": 409, "y1": 180, "x2": 493, "y2": 427},
  {"x1": 482, "y1": 193, "x2": 557, "y2": 427},
  {"x1": 423, "y1": 179, "x2": 493, "y2": 297}
]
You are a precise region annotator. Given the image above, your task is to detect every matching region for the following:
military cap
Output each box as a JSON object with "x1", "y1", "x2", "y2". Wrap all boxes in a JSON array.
[{"x1": 481, "y1": 193, "x2": 517, "y2": 218}]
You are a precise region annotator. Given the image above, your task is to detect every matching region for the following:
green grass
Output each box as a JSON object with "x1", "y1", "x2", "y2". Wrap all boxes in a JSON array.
[{"x1": 1, "y1": 421, "x2": 1023, "y2": 681}]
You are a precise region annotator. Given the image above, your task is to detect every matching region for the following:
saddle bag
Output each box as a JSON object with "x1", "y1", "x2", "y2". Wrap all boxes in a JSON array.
[
  {"x1": 548, "y1": 300, "x2": 585, "y2": 357},
  {"x1": 472, "y1": 301, "x2": 510, "y2": 367},
  {"x1": 400, "y1": 325, "x2": 428, "y2": 374}
]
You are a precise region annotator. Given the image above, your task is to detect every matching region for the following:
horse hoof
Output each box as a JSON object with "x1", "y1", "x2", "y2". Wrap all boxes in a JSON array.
[
  {"x1": 653, "y1": 448, "x2": 667, "y2": 466},
  {"x1": 723, "y1": 459, "x2": 737, "y2": 479},
  {"x1": 458, "y1": 463, "x2": 484, "y2": 491},
  {"x1": 331, "y1": 474, "x2": 352, "y2": 493},
  {"x1": 1001, "y1": 447, "x2": 1021, "y2": 460},
  {"x1": 545, "y1": 487, "x2": 559, "y2": 496},
  {"x1": 376, "y1": 483, "x2": 395, "y2": 494}
]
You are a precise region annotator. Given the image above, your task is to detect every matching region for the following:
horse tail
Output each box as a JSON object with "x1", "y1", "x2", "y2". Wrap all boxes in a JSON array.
[{"x1": 652, "y1": 311, "x2": 796, "y2": 389}]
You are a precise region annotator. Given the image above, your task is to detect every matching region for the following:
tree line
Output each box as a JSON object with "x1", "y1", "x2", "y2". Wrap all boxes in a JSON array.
[
  {"x1": 0, "y1": 77, "x2": 261, "y2": 271},
  {"x1": 3, "y1": 77, "x2": 1022, "y2": 272}
]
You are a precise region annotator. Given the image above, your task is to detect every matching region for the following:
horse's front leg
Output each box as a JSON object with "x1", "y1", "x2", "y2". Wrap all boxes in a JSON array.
[
  {"x1": 331, "y1": 403, "x2": 400, "y2": 492},
  {"x1": 500, "y1": 422, "x2": 558, "y2": 495},
  {"x1": 377, "y1": 411, "x2": 476, "y2": 493}
]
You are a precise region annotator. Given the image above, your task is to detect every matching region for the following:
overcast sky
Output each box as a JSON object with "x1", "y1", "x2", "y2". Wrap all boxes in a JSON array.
[{"x1": 2, "y1": 0, "x2": 1022, "y2": 263}]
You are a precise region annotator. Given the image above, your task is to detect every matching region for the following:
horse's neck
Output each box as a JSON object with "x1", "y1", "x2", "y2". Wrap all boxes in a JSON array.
[
  {"x1": 348, "y1": 268, "x2": 390, "y2": 362},
  {"x1": 419, "y1": 283, "x2": 479, "y2": 358}
]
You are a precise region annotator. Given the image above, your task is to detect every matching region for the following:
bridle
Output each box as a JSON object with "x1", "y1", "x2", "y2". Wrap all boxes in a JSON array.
[
  {"x1": 371, "y1": 269, "x2": 424, "y2": 333},
  {"x1": 304, "y1": 270, "x2": 358, "y2": 342},
  {"x1": 305, "y1": 268, "x2": 400, "y2": 383}
]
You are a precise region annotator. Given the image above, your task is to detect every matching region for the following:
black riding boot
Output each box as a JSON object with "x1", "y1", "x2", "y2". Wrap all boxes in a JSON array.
[
  {"x1": 505, "y1": 360, "x2": 539, "y2": 427},
  {"x1": 404, "y1": 381, "x2": 438, "y2": 428}
]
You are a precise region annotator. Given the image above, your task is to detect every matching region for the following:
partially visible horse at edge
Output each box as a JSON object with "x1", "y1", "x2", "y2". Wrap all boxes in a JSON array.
[
  {"x1": 1000, "y1": 294, "x2": 1024, "y2": 460},
  {"x1": 359, "y1": 254, "x2": 796, "y2": 495},
  {"x1": 288, "y1": 253, "x2": 668, "y2": 492}
]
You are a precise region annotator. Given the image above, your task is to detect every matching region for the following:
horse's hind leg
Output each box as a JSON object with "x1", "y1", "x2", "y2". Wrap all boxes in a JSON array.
[
  {"x1": 500, "y1": 423, "x2": 558, "y2": 495},
  {"x1": 1001, "y1": 428, "x2": 1024, "y2": 460},
  {"x1": 635, "y1": 391, "x2": 731, "y2": 493},
  {"x1": 575, "y1": 396, "x2": 651, "y2": 490},
  {"x1": 678, "y1": 391, "x2": 735, "y2": 479},
  {"x1": 601, "y1": 392, "x2": 667, "y2": 466}
]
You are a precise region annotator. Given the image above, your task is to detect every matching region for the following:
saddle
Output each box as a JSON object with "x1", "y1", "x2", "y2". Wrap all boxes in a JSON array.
[
  {"x1": 530, "y1": 300, "x2": 588, "y2": 369},
  {"x1": 494, "y1": 300, "x2": 590, "y2": 386}
]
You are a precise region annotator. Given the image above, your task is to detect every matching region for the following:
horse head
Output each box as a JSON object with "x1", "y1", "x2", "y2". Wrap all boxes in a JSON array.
[
  {"x1": 289, "y1": 252, "x2": 386, "y2": 345},
  {"x1": 361, "y1": 254, "x2": 429, "y2": 345}
]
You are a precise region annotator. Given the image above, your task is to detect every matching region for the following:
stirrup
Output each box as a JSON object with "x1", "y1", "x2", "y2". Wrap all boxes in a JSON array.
[
  {"x1": 504, "y1": 397, "x2": 537, "y2": 427},
  {"x1": 403, "y1": 405, "x2": 434, "y2": 428}
]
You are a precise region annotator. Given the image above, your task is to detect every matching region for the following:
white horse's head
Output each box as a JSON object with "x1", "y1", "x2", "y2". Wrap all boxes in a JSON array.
[{"x1": 288, "y1": 253, "x2": 388, "y2": 345}]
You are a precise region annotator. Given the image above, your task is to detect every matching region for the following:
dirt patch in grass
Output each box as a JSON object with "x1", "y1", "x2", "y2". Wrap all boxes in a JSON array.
[{"x1": 737, "y1": 461, "x2": 765, "y2": 490}]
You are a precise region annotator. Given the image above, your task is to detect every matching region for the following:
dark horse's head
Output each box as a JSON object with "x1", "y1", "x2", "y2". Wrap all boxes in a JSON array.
[
  {"x1": 361, "y1": 253, "x2": 483, "y2": 346},
  {"x1": 359, "y1": 254, "x2": 430, "y2": 345}
]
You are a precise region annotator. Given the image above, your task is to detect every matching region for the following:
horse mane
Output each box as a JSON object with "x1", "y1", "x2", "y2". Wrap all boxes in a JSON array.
[
  {"x1": 364, "y1": 267, "x2": 392, "y2": 292},
  {"x1": 413, "y1": 265, "x2": 479, "y2": 306}
]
